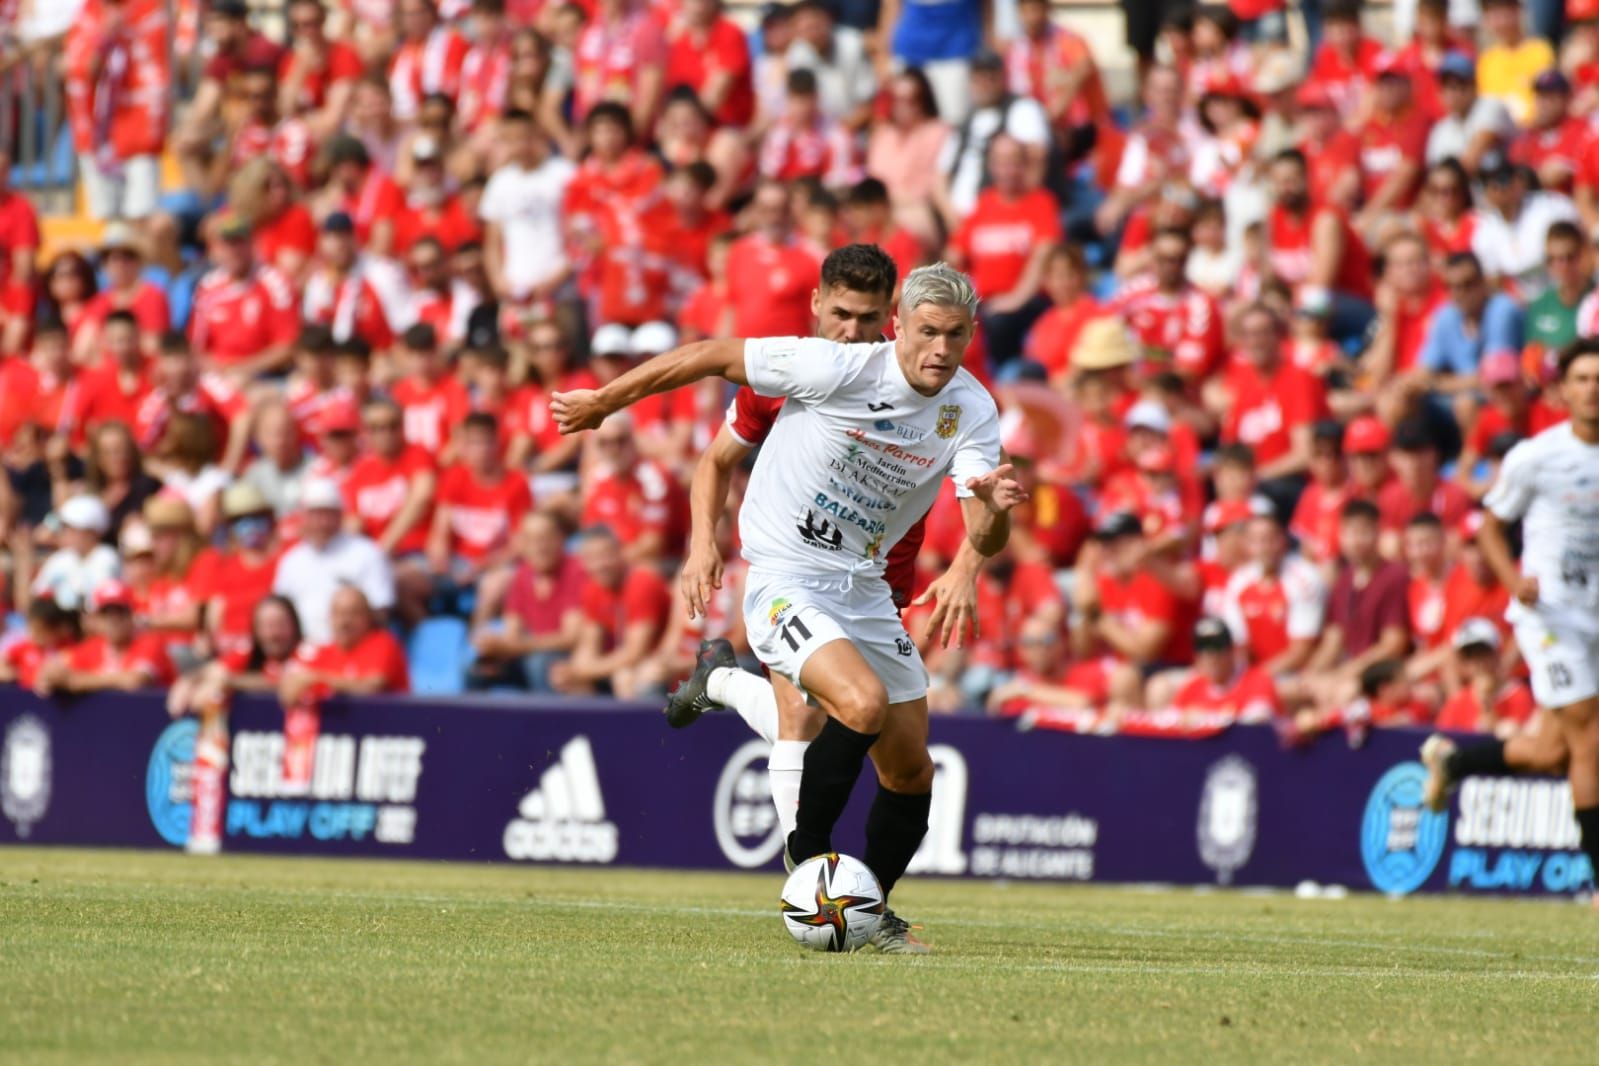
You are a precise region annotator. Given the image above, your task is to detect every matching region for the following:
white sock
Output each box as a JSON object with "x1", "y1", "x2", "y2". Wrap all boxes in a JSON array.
[
  {"x1": 708, "y1": 667, "x2": 779, "y2": 744},
  {"x1": 768, "y1": 739, "x2": 809, "y2": 842}
]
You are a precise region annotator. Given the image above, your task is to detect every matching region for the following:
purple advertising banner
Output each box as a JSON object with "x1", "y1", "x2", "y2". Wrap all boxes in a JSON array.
[{"x1": 0, "y1": 692, "x2": 1589, "y2": 896}]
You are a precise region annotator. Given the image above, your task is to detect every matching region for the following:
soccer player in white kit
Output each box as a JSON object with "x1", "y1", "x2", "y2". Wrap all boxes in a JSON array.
[
  {"x1": 553, "y1": 264, "x2": 1026, "y2": 948},
  {"x1": 1433, "y1": 339, "x2": 1599, "y2": 891}
]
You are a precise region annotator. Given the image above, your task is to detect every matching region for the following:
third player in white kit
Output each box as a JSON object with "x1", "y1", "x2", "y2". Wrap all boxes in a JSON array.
[{"x1": 551, "y1": 265, "x2": 1026, "y2": 950}]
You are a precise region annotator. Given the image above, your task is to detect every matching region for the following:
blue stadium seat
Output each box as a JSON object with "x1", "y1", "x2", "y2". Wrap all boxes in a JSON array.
[{"x1": 405, "y1": 618, "x2": 472, "y2": 696}]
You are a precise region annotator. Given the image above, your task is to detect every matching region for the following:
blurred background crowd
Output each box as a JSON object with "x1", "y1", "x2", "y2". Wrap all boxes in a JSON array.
[{"x1": 0, "y1": 0, "x2": 1585, "y2": 743}]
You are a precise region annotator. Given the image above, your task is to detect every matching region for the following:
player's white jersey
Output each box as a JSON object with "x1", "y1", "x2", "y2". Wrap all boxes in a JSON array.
[
  {"x1": 738, "y1": 337, "x2": 1000, "y2": 578},
  {"x1": 1484, "y1": 421, "x2": 1599, "y2": 633}
]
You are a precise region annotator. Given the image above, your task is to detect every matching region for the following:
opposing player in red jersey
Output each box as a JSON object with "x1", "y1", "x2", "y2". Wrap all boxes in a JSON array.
[{"x1": 663, "y1": 244, "x2": 984, "y2": 854}]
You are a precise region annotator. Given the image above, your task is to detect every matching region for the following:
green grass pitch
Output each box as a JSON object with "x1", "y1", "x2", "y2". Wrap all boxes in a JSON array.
[{"x1": 4, "y1": 848, "x2": 1598, "y2": 1065}]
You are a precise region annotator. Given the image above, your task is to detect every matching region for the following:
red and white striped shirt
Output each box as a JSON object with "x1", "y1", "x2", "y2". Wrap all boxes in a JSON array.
[{"x1": 389, "y1": 27, "x2": 470, "y2": 121}]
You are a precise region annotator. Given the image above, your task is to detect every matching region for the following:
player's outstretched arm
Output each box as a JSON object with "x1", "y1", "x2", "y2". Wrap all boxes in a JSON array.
[
  {"x1": 552, "y1": 339, "x2": 749, "y2": 434},
  {"x1": 682, "y1": 426, "x2": 753, "y2": 620},
  {"x1": 960, "y1": 464, "x2": 1030, "y2": 557}
]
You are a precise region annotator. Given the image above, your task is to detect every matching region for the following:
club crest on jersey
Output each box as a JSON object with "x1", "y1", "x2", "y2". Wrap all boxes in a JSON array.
[
  {"x1": 865, "y1": 529, "x2": 885, "y2": 559},
  {"x1": 935, "y1": 405, "x2": 961, "y2": 439}
]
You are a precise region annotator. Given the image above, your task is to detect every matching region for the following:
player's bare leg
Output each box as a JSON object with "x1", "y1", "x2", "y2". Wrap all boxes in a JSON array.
[
  {"x1": 1421, "y1": 710, "x2": 1571, "y2": 811},
  {"x1": 787, "y1": 639, "x2": 891, "y2": 867},
  {"x1": 862, "y1": 696, "x2": 935, "y2": 954},
  {"x1": 1552, "y1": 696, "x2": 1599, "y2": 907}
]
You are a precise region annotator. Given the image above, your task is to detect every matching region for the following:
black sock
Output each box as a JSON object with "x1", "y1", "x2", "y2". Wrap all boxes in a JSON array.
[
  {"x1": 1444, "y1": 739, "x2": 1509, "y2": 783},
  {"x1": 1576, "y1": 807, "x2": 1599, "y2": 889},
  {"x1": 863, "y1": 785, "x2": 932, "y2": 900},
  {"x1": 787, "y1": 717, "x2": 878, "y2": 864}
]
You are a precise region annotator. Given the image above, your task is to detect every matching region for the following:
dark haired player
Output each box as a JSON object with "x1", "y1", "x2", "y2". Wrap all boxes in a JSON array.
[
  {"x1": 552, "y1": 262, "x2": 1024, "y2": 953},
  {"x1": 1422, "y1": 339, "x2": 1599, "y2": 901}
]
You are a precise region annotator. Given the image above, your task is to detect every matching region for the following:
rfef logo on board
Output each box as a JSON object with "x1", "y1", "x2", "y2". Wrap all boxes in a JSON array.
[{"x1": 1361, "y1": 762, "x2": 1448, "y2": 895}]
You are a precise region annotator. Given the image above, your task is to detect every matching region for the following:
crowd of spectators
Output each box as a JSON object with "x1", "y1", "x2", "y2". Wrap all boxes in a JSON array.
[{"x1": 0, "y1": 0, "x2": 1587, "y2": 743}]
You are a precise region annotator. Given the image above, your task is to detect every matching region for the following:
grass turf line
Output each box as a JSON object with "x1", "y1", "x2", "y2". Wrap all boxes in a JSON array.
[{"x1": 2, "y1": 848, "x2": 1597, "y2": 1065}]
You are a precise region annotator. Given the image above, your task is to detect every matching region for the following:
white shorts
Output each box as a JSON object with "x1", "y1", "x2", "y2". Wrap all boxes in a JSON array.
[
  {"x1": 743, "y1": 568, "x2": 927, "y2": 705},
  {"x1": 1512, "y1": 614, "x2": 1599, "y2": 709},
  {"x1": 79, "y1": 154, "x2": 160, "y2": 221}
]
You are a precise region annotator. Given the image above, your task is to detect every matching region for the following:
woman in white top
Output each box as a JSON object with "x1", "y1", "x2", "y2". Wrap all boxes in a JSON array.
[{"x1": 154, "y1": 413, "x2": 232, "y2": 538}]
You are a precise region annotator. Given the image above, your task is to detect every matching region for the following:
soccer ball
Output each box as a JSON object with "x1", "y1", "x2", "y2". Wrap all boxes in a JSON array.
[{"x1": 778, "y1": 853, "x2": 885, "y2": 952}]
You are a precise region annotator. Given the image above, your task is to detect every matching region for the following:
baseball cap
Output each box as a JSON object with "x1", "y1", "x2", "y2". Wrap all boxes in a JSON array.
[
  {"x1": 222, "y1": 481, "x2": 272, "y2": 520},
  {"x1": 1094, "y1": 510, "x2": 1144, "y2": 541},
  {"x1": 1451, "y1": 617, "x2": 1502, "y2": 652},
  {"x1": 1344, "y1": 415, "x2": 1391, "y2": 455},
  {"x1": 1125, "y1": 399, "x2": 1171, "y2": 435},
  {"x1": 320, "y1": 398, "x2": 362, "y2": 434},
  {"x1": 411, "y1": 134, "x2": 443, "y2": 163},
  {"x1": 591, "y1": 323, "x2": 634, "y2": 358},
  {"x1": 630, "y1": 321, "x2": 678, "y2": 357},
  {"x1": 1296, "y1": 286, "x2": 1333, "y2": 318},
  {"x1": 1534, "y1": 68, "x2": 1572, "y2": 95},
  {"x1": 59, "y1": 495, "x2": 110, "y2": 535},
  {"x1": 1437, "y1": 52, "x2": 1475, "y2": 82},
  {"x1": 1205, "y1": 498, "x2": 1254, "y2": 534},
  {"x1": 1480, "y1": 350, "x2": 1522, "y2": 387},
  {"x1": 301, "y1": 477, "x2": 344, "y2": 512},
  {"x1": 1194, "y1": 617, "x2": 1235, "y2": 653},
  {"x1": 1479, "y1": 149, "x2": 1514, "y2": 184},
  {"x1": 91, "y1": 578, "x2": 135, "y2": 612},
  {"x1": 1373, "y1": 51, "x2": 1408, "y2": 79},
  {"x1": 322, "y1": 211, "x2": 356, "y2": 235}
]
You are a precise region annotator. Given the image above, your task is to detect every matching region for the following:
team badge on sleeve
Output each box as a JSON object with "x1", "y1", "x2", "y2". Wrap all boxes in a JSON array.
[{"x1": 935, "y1": 405, "x2": 961, "y2": 439}]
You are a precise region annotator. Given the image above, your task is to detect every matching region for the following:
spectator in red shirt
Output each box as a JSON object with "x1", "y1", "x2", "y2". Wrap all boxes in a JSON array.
[
  {"x1": 199, "y1": 482, "x2": 282, "y2": 658},
  {"x1": 471, "y1": 510, "x2": 586, "y2": 691},
  {"x1": 725, "y1": 180, "x2": 821, "y2": 338},
  {"x1": 64, "y1": 0, "x2": 170, "y2": 221},
  {"x1": 136, "y1": 334, "x2": 250, "y2": 471},
  {"x1": 1291, "y1": 419, "x2": 1355, "y2": 567},
  {"x1": 1435, "y1": 618, "x2": 1536, "y2": 734},
  {"x1": 281, "y1": 585, "x2": 411, "y2": 704},
  {"x1": 1215, "y1": 302, "x2": 1329, "y2": 501},
  {"x1": 167, "y1": 593, "x2": 304, "y2": 716},
  {"x1": 184, "y1": 0, "x2": 283, "y2": 135},
  {"x1": 427, "y1": 412, "x2": 532, "y2": 615},
  {"x1": 242, "y1": 161, "x2": 318, "y2": 282},
  {"x1": 1378, "y1": 418, "x2": 1473, "y2": 554},
  {"x1": 189, "y1": 212, "x2": 299, "y2": 380},
  {"x1": 759, "y1": 68, "x2": 860, "y2": 189},
  {"x1": 134, "y1": 495, "x2": 207, "y2": 656},
  {"x1": 316, "y1": 135, "x2": 404, "y2": 257},
  {"x1": 1457, "y1": 351, "x2": 1539, "y2": 497},
  {"x1": 1112, "y1": 225, "x2": 1225, "y2": 382},
  {"x1": 1023, "y1": 244, "x2": 1100, "y2": 383},
  {"x1": 37, "y1": 578, "x2": 173, "y2": 694},
  {"x1": 391, "y1": 323, "x2": 470, "y2": 462},
  {"x1": 393, "y1": 139, "x2": 480, "y2": 258},
  {"x1": 1264, "y1": 148, "x2": 1375, "y2": 341},
  {"x1": 346, "y1": 397, "x2": 438, "y2": 558},
  {"x1": 549, "y1": 525, "x2": 672, "y2": 697},
  {"x1": 1401, "y1": 512, "x2": 1456, "y2": 683},
  {"x1": 302, "y1": 212, "x2": 395, "y2": 353},
  {"x1": 1071, "y1": 510, "x2": 1181, "y2": 694},
  {"x1": 1366, "y1": 231, "x2": 1446, "y2": 386},
  {"x1": 1170, "y1": 617, "x2": 1282, "y2": 723},
  {"x1": 387, "y1": 0, "x2": 469, "y2": 123},
  {"x1": 572, "y1": 0, "x2": 667, "y2": 134},
  {"x1": 666, "y1": 0, "x2": 755, "y2": 129},
  {"x1": 950, "y1": 134, "x2": 1062, "y2": 365},
  {"x1": 1511, "y1": 70, "x2": 1590, "y2": 193},
  {"x1": 1356, "y1": 57, "x2": 1431, "y2": 235},
  {"x1": 1222, "y1": 511, "x2": 1326, "y2": 676},
  {"x1": 62, "y1": 313, "x2": 149, "y2": 449},
  {"x1": 0, "y1": 600, "x2": 82, "y2": 693},
  {"x1": 984, "y1": 615, "x2": 1095, "y2": 718},
  {"x1": 580, "y1": 412, "x2": 689, "y2": 564},
  {"x1": 279, "y1": 0, "x2": 364, "y2": 139},
  {"x1": 75, "y1": 223, "x2": 170, "y2": 363},
  {"x1": 657, "y1": 162, "x2": 734, "y2": 283},
  {"x1": 0, "y1": 152, "x2": 40, "y2": 357},
  {"x1": 1304, "y1": 498, "x2": 1413, "y2": 708}
]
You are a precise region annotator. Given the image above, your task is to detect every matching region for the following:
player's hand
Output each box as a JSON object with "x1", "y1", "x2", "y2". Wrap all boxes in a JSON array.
[
  {"x1": 680, "y1": 541, "x2": 724, "y2": 621},
  {"x1": 1513, "y1": 576, "x2": 1539, "y2": 606},
  {"x1": 966, "y1": 464, "x2": 1030, "y2": 514},
  {"x1": 550, "y1": 389, "x2": 610, "y2": 435},
  {"x1": 914, "y1": 566, "x2": 981, "y2": 649}
]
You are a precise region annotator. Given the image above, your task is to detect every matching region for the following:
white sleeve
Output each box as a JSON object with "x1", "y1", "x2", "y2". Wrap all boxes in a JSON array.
[
  {"x1": 272, "y1": 550, "x2": 299, "y2": 597},
  {"x1": 359, "y1": 541, "x2": 397, "y2": 611},
  {"x1": 949, "y1": 403, "x2": 1003, "y2": 499},
  {"x1": 1285, "y1": 562, "x2": 1327, "y2": 640},
  {"x1": 1484, "y1": 439, "x2": 1538, "y2": 522},
  {"x1": 477, "y1": 172, "x2": 510, "y2": 223},
  {"x1": 742, "y1": 337, "x2": 852, "y2": 404}
]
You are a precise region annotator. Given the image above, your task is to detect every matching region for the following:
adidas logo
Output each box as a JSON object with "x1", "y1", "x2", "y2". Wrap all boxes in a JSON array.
[{"x1": 503, "y1": 736, "x2": 619, "y2": 863}]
